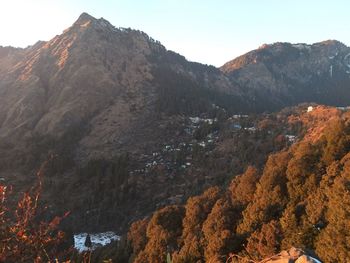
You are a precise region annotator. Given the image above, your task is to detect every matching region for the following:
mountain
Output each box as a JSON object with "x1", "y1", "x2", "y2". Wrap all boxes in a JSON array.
[
  {"x1": 0, "y1": 13, "x2": 249, "y2": 163},
  {"x1": 0, "y1": 13, "x2": 230, "y2": 140},
  {"x1": 0, "y1": 13, "x2": 248, "y2": 232},
  {"x1": 221, "y1": 41, "x2": 350, "y2": 111},
  {"x1": 1, "y1": 13, "x2": 350, "y2": 236}
]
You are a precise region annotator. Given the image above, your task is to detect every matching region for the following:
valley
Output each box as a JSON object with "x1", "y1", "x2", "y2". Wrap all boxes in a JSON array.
[{"x1": 1, "y1": 12, "x2": 350, "y2": 263}]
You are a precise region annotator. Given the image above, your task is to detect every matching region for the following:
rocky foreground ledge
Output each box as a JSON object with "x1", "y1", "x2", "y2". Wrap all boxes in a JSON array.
[{"x1": 229, "y1": 247, "x2": 322, "y2": 263}]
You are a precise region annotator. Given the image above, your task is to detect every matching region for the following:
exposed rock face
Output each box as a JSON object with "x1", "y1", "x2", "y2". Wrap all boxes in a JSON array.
[
  {"x1": 222, "y1": 41, "x2": 350, "y2": 111},
  {"x1": 0, "y1": 46, "x2": 26, "y2": 73}
]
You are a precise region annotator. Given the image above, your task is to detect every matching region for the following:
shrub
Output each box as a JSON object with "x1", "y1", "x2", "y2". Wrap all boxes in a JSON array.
[{"x1": 0, "y1": 161, "x2": 70, "y2": 262}]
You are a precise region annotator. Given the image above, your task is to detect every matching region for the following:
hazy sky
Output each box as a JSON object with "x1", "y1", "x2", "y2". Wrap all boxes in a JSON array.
[{"x1": 0, "y1": 0, "x2": 349, "y2": 66}]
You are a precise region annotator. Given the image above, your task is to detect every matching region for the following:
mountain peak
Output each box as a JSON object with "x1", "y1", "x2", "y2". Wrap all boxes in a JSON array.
[
  {"x1": 317, "y1": 39, "x2": 344, "y2": 46},
  {"x1": 71, "y1": 12, "x2": 116, "y2": 33},
  {"x1": 74, "y1": 12, "x2": 97, "y2": 26}
]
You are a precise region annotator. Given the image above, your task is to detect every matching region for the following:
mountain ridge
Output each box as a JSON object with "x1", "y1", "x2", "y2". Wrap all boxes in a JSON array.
[
  {"x1": 220, "y1": 40, "x2": 348, "y2": 72},
  {"x1": 221, "y1": 39, "x2": 350, "y2": 111}
]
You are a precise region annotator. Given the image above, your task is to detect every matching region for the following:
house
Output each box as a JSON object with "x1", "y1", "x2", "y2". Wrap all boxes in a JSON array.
[{"x1": 285, "y1": 135, "x2": 297, "y2": 143}]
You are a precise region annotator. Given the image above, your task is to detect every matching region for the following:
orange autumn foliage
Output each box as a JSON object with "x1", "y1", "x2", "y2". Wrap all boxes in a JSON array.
[{"x1": 0, "y1": 161, "x2": 70, "y2": 262}]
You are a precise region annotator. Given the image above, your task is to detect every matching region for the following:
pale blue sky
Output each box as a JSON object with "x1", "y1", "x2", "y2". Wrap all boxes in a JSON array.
[{"x1": 0, "y1": 0, "x2": 349, "y2": 66}]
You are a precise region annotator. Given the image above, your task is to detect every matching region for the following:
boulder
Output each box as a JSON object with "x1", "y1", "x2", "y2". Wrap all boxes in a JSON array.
[{"x1": 261, "y1": 247, "x2": 322, "y2": 263}]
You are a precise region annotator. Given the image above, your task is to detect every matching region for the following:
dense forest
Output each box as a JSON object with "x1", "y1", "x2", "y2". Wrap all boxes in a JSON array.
[{"x1": 87, "y1": 106, "x2": 350, "y2": 263}]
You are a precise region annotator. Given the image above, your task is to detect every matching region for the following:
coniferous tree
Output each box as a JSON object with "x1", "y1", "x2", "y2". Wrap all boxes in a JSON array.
[{"x1": 85, "y1": 234, "x2": 92, "y2": 248}]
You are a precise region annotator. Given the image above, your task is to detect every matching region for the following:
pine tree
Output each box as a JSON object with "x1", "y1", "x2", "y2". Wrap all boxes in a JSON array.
[
  {"x1": 315, "y1": 160, "x2": 350, "y2": 262},
  {"x1": 85, "y1": 234, "x2": 92, "y2": 248},
  {"x1": 172, "y1": 187, "x2": 221, "y2": 263},
  {"x1": 246, "y1": 220, "x2": 282, "y2": 260},
  {"x1": 202, "y1": 198, "x2": 239, "y2": 262}
]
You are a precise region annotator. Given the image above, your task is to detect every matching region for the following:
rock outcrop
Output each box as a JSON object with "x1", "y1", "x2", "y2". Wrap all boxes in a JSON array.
[{"x1": 259, "y1": 247, "x2": 321, "y2": 263}]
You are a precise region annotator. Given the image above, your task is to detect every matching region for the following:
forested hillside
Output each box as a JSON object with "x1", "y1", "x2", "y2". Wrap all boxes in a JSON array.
[{"x1": 94, "y1": 106, "x2": 350, "y2": 263}]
